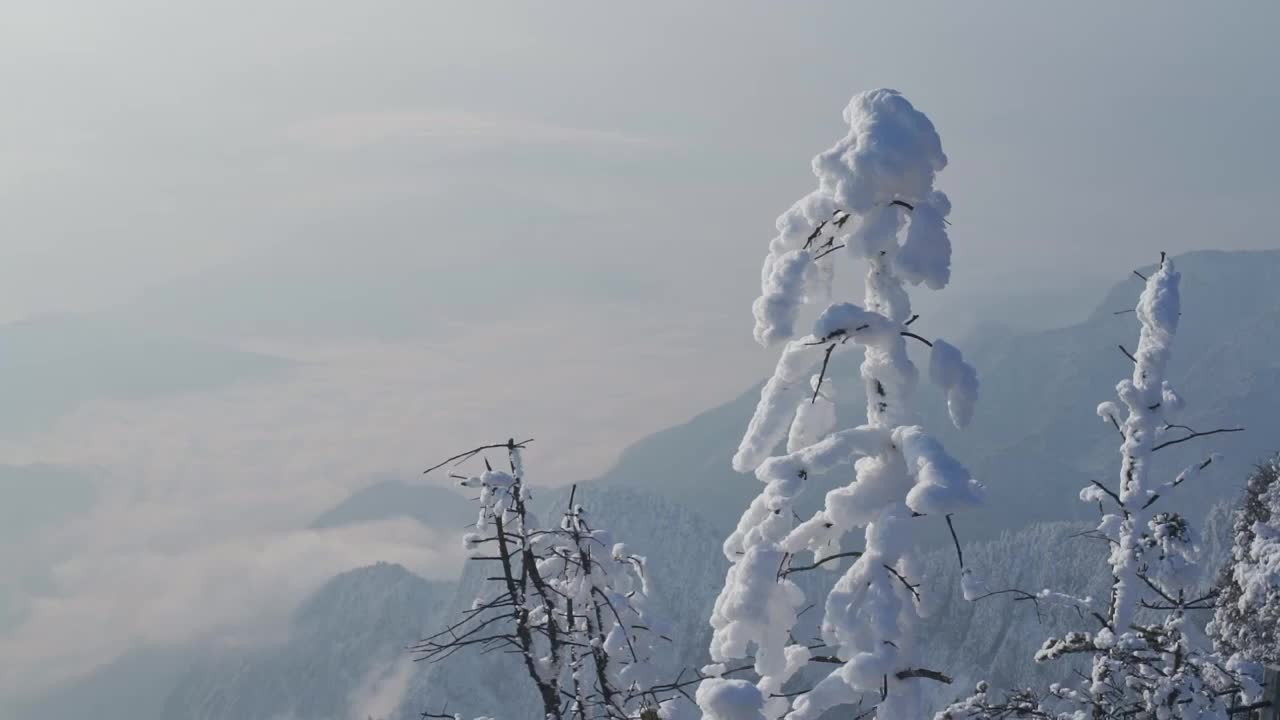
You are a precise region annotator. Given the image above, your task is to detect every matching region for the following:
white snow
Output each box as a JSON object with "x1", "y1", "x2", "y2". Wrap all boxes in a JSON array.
[
  {"x1": 897, "y1": 426, "x2": 985, "y2": 516},
  {"x1": 695, "y1": 678, "x2": 766, "y2": 720},
  {"x1": 928, "y1": 339, "x2": 979, "y2": 429},
  {"x1": 706, "y1": 89, "x2": 978, "y2": 720},
  {"x1": 1234, "y1": 482, "x2": 1280, "y2": 615},
  {"x1": 752, "y1": 249, "x2": 813, "y2": 347},
  {"x1": 733, "y1": 340, "x2": 822, "y2": 473}
]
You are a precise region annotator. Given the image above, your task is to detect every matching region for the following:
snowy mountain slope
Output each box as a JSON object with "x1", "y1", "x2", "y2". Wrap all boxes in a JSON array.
[
  {"x1": 596, "y1": 249, "x2": 1280, "y2": 541},
  {"x1": 955, "y1": 249, "x2": 1280, "y2": 527},
  {"x1": 309, "y1": 478, "x2": 474, "y2": 532},
  {"x1": 158, "y1": 562, "x2": 452, "y2": 720}
]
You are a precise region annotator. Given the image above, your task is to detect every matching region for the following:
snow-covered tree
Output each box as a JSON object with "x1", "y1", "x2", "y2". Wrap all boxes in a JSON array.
[
  {"x1": 698, "y1": 89, "x2": 983, "y2": 719},
  {"x1": 940, "y1": 256, "x2": 1258, "y2": 719},
  {"x1": 1210, "y1": 456, "x2": 1280, "y2": 666},
  {"x1": 417, "y1": 439, "x2": 687, "y2": 720}
]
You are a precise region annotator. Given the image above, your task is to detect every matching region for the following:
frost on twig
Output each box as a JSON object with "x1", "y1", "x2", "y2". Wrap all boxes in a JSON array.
[{"x1": 417, "y1": 440, "x2": 689, "y2": 720}]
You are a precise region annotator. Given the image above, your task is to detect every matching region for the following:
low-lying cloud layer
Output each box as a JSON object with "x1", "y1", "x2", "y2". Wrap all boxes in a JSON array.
[
  {"x1": 0, "y1": 300, "x2": 764, "y2": 698},
  {"x1": 1, "y1": 519, "x2": 454, "y2": 695}
]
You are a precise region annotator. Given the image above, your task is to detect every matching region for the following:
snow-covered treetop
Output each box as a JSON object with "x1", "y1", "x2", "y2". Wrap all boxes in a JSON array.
[
  {"x1": 753, "y1": 88, "x2": 954, "y2": 347},
  {"x1": 735, "y1": 89, "x2": 974, "y2": 476},
  {"x1": 704, "y1": 90, "x2": 981, "y2": 720}
]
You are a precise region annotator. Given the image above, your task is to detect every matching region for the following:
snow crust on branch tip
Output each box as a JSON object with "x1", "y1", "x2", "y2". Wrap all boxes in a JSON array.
[
  {"x1": 897, "y1": 426, "x2": 985, "y2": 515},
  {"x1": 752, "y1": 89, "x2": 954, "y2": 347},
  {"x1": 786, "y1": 375, "x2": 837, "y2": 453},
  {"x1": 753, "y1": 250, "x2": 812, "y2": 347},
  {"x1": 733, "y1": 341, "x2": 823, "y2": 473},
  {"x1": 695, "y1": 678, "x2": 765, "y2": 720},
  {"x1": 928, "y1": 339, "x2": 979, "y2": 428}
]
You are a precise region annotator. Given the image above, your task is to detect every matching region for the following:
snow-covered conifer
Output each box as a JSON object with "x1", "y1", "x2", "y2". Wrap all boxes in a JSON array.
[
  {"x1": 941, "y1": 256, "x2": 1257, "y2": 719},
  {"x1": 1210, "y1": 456, "x2": 1280, "y2": 666},
  {"x1": 703, "y1": 89, "x2": 982, "y2": 719}
]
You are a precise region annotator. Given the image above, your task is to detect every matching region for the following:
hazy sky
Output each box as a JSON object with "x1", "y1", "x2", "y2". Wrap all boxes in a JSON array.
[
  {"x1": 4, "y1": 1, "x2": 1280, "y2": 319},
  {"x1": 3, "y1": 0, "x2": 1280, "y2": 704}
]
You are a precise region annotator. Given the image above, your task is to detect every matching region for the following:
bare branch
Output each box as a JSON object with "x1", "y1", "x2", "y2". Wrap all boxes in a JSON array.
[
  {"x1": 896, "y1": 667, "x2": 953, "y2": 684},
  {"x1": 883, "y1": 564, "x2": 921, "y2": 602},
  {"x1": 814, "y1": 243, "x2": 846, "y2": 260},
  {"x1": 424, "y1": 439, "x2": 535, "y2": 474},
  {"x1": 945, "y1": 513, "x2": 964, "y2": 569},
  {"x1": 1150, "y1": 426, "x2": 1244, "y2": 453},
  {"x1": 1141, "y1": 455, "x2": 1215, "y2": 509},
  {"x1": 780, "y1": 550, "x2": 864, "y2": 578},
  {"x1": 900, "y1": 331, "x2": 934, "y2": 348},
  {"x1": 1089, "y1": 479, "x2": 1123, "y2": 508},
  {"x1": 811, "y1": 343, "x2": 837, "y2": 405}
]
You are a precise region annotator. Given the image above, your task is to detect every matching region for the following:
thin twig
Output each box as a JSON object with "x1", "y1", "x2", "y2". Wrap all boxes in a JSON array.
[
  {"x1": 896, "y1": 667, "x2": 953, "y2": 684},
  {"x1": 1150, "y1": 427, "x2": 1244, "y2": 453},
  {"x1": 811, "y1": 344, "x2": 837, "y2": 404},
  {"x1": 813, "y1": 244, "x2": 846, "y2": 260},
  {"x1": 945, "y1": 514, "x2": 964, "y2": 569},
  {"x1": 781, "y1": 550, "x2": 864, "y2": 577},
  {"x1": 424, "y1": 439, "x2": 535, "y2": 474},
  {"x1": 900, "y1": 331, "x2": 934, "y2": 348},
  {"x1": 1089, "y1": 480, "x2": 1123, "y2": 508},
  {"x1": 883, "y1": 564, "x2": 921, "y2": 602}
]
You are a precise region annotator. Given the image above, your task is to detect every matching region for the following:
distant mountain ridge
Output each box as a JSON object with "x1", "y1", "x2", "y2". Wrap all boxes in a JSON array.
[
  {"x1": 309, "y1": 478, "x2": 474, "y2": 531},
  {"x1": 0, "y1": 313, "x2": 293, "y2": 435},
  {"x1": 594, "y1": 249, "x2": 1280, "y2": 540},
  {"x1": 13, "y1": 248, "x2": 1279, "y2": 719},
  {"x1": 161, "y1": 562, "x2": 453, "y2": 720},
  {"x1": 7, "y1": 562, "x2": 452, "y2": 720}
]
